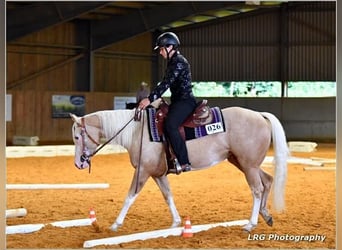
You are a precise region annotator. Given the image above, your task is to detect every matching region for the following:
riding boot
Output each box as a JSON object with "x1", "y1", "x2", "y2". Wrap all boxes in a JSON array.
[
  {"x1": 167, "y1": 159, "x2": 191, "y2": 175},
  {"x1": 181, "y1": 163, "x2": 192, "y2": 172}
]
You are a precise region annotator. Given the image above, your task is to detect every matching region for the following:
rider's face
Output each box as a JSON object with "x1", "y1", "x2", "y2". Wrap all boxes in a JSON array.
[{"x1": 159, "y1": 46, "x2": 173, "y2": 59}]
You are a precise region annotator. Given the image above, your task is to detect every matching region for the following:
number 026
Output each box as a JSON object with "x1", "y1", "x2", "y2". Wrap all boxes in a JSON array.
[{"x1": 205, "y1": 122, "x2": 224, "y2": 134}]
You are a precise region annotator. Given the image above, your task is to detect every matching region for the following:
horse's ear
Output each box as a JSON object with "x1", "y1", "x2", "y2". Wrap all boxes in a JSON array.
[{"x1": 70, "y1": 113, "x2": 81, "y2": 125}]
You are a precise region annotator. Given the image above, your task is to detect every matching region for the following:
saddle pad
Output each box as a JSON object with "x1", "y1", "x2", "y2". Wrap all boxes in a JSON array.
[
  {"x1": 146, "y1": 107, "x2": 226, "y2": 142},
  {"x1": 146, "y1": 108, "x2": 164, "y2": 142}
]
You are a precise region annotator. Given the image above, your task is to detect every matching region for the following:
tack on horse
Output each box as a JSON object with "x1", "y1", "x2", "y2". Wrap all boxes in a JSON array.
[{"x1": 70, "y1": 104, "x2": 289, "y2": 232}]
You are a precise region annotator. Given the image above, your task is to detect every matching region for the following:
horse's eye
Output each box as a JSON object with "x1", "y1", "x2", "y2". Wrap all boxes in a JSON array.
[{"x1": 74, "y1": 136, "x2": 79, "y2": 140}]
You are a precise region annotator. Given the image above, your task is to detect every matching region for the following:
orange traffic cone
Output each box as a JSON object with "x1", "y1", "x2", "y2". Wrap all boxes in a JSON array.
[
  {"x1": 89, "y1": 208, "x2": 100, "y2": 232},
  {"x1": 182, "y1": 216, "x2": 193, "y2": 238}
]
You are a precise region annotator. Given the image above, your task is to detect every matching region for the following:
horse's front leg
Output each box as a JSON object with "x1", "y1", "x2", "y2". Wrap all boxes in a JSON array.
[
  {"x1": 110, "y1": 168, "x2": 150, "y2": 231},
  {"x1": 110, "y1": 193, "x2": 138, "y2": 231},
  {"x1": 153, "y1": 175, "x2": 181, "y2": 228}
]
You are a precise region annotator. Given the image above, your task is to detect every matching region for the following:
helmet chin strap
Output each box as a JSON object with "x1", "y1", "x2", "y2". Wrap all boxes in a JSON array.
[{"x1": 165, "y1": 45, "x2": 175, "y2": 61}]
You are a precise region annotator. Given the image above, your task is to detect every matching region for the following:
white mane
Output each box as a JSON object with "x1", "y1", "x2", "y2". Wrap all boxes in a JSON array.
[{"x1": 94, "y1": 109, "x2": 138, "y2": 149}]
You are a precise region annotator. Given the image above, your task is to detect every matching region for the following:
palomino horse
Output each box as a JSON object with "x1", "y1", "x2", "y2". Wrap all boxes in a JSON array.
[{"x1": 70, "y1": 105, "x2": 289, "y2": 232}]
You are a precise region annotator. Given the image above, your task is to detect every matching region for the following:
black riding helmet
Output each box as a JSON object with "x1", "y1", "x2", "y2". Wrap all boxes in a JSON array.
[{"x1": 154, "y1": 32, "x2": 180, "y2": 50}]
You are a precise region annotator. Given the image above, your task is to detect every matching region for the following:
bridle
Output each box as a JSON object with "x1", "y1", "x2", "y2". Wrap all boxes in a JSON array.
[
  {"x1": 75, "y1": 111, "x2": 145, "y2": 194},
  {"x1": 75, "y1": 117, "x2": 100, "y2": 172},
  {"x1": 75, "y1": 115, "x2": 136, "y2": 173}
]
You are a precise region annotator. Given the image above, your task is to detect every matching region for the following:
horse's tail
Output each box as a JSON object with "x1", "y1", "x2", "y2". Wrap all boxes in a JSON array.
[{"x1": 261, "y1": 112, "x2": 289, "y2": 213}]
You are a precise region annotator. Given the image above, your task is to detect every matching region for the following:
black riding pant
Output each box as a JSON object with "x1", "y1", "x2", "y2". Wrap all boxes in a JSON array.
[{"x1": 164, "y1": 99, "x2": 196, "y2": 165}]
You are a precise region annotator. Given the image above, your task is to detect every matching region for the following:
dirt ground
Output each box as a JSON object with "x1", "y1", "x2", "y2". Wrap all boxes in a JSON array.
[{"x1": 6, "y1": 143, "x2": 336, "y2": 249}]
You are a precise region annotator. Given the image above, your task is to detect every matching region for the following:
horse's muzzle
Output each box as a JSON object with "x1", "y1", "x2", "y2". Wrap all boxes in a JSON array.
[{"x1": 75, "y1": 154, "x2": 91, "y2": 169}]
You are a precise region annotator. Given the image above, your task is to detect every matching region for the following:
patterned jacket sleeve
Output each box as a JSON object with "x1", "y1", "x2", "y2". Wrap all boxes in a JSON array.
[{"x1": 148, "y1": 57, "x2": 183, "y2": 103}]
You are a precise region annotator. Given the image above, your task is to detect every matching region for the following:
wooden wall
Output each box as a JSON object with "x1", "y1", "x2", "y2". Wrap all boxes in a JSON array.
[
  {"x1": 7, "y1": 23, "x2": 77, "y2": 91},
  {"x1": 94, "y1": 33, "x2": 154, "y2": 92},
  {"x1": 6, "y1": 90, "x2": 336, "y2": 145},
  {"x1": 6, "y1": 90, "x2": 136, "y2": 145},
  {"x1": 7, "y1": 23, "x2": 154, "y2": 92},
  {"x1": 6, "y1": 22, "x2": 154, "y2": 145}
]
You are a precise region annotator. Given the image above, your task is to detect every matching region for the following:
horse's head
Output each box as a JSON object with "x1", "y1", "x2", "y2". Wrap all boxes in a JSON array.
[{"x1": 70, "y1": 113, "x2": 101, "y2": 170}]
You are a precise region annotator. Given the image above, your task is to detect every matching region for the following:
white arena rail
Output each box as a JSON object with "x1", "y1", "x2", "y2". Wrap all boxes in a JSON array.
[{"x1": 6, "y1": 144, "x2": 127, "y2": 158}]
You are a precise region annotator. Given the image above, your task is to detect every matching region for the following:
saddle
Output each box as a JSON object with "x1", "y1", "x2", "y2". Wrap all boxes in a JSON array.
[
  {"x1": 134, "y1": 98, "x2": 214, "y2": 174},
  {"x1": 155, "y1": 99, "x2": 213, "y2": 140},
  {"x1": 155, "y1": 99, "x2": 213, "y2": 174}
]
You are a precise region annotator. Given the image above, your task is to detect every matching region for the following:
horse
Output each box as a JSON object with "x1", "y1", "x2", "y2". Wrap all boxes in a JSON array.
[{"x1": 70, "y1": 104, "x2": 289, "y2": 233}]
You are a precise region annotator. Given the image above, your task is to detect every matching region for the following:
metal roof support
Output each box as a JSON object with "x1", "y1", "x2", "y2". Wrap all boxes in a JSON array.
[
  {"x1": 75, "y1": 20, "x2": 92, "y2": 92},
  {"x1": 7, "y1": 53, "x2": 84, "y2": 90},
  {"x1": 7, "y1": 2, "x2": 109, "y2": 41},
  {"x1": 90, "y1": 2, "x2": 232, "y2": 51},
  {"x1": 280, "y1": 3, "x2": 289, "y2": 98}
]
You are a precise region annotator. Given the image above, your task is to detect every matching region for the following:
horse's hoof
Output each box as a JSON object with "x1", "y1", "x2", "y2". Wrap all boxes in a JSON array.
[
  {"x1": 242, "y1": 223, "x2": 256, "y2": 232},
  {"x1": 171, "y1": 221, "x2": 181, "y2": 228},
  {"x1": 266, "y1": 217, "x2": 273, "y2": 227},
  {"x1": 110, "y1": 223, "x2": 120, "y2": 232}
]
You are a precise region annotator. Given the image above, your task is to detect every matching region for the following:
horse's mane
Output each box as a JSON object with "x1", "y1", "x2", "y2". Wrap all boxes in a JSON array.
[{"x1": 93, "y1": 109, "x2": 137, "y2": 147}]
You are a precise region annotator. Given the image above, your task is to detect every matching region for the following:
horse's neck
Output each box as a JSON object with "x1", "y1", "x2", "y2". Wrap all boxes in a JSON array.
[
  {"x1": 84, "y1": 113, "x2": 102, "y2": 128},
  {"x1": 98, "y1": 110, "x2": 138, "y2": 149}
]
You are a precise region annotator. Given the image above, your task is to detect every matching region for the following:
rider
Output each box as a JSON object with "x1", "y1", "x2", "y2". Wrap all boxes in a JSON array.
[{"x1": 138, "y1": 32, "x2": 197, "y2": 173}]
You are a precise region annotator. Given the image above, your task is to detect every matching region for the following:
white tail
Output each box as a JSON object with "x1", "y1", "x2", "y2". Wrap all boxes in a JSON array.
[{"x1": 261, "y1": 112, "x2": 289, "y2": 212}]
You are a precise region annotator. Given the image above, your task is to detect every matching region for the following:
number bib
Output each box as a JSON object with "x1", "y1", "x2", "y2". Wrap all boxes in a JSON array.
[{"x1": 205, "y1": 122, "x2": 224, "y2": 135}]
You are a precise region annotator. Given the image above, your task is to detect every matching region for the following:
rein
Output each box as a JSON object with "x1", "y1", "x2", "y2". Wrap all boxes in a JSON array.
[
  {"x1": 135, "y1": 111, "x2": 144, "y2": 194},
  {"x1": 91, "y1": 116, "x2": 135, "y2": 157},
  {"x1": 80, "y1": 109, "x2": 145, "y2": 195},
  {"x1": 79, "y1": 115, "x2": 136, "y2": 173}
]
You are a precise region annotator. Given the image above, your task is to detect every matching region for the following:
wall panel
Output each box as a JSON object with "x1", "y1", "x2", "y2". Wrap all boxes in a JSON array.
[
  {"x1": 168, "y1": 2, "x2": 335, "y2": 82},
  {"x1": 7, "y1": 21, "x2": 78, "y2": 91},
  {"x1": 6, "y1": 90, "x2": 137, "y2": 144},
  {"x1": 93, "y1": 32, "x2": 153, "y2": 92},
  {"x1": 6, "y1": 91, "x2": 335, "y2": 145}
]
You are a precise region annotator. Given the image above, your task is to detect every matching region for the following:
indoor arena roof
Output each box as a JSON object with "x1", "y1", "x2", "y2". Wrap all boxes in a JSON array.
[{"x1": 7, "y1": 1, "x2": 282, "y2": 50}]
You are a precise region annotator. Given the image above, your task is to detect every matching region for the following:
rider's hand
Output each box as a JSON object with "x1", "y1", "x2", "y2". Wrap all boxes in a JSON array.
[{"x1": 138, "y1": 98, "x2": 150, "y2": 110}]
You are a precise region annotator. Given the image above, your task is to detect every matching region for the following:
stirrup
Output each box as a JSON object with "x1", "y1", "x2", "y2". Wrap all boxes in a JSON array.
[
  {"x1": 181, "y1": 164, "x2": 192, "y2": 172},
  {"x1": 167, "y1": 159, "x2": 191, "y2": 175},
  {"x1": 167, "y1": 159, "x2": 182, "y2": 175}
]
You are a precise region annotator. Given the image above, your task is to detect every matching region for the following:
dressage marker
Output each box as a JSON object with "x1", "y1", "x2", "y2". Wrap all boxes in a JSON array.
[
  {"x1": 262, "y1": 156, "x2": 325, "y2": 167},
  {"x1": 287, "y1": 141, "x2": 317, "y2": 152},
  {"x1": 6, "y1": 183, "x2": 109, "y2": 190},
  {"x1": 6, "y1": 208, "x2": 27, "y2": 218},
  {"x1": 83, "y1": 219, "x2": 249, "y2": 248},
  {"x1": 6, "y1": 218, "x2": 93, "y2": 235}
]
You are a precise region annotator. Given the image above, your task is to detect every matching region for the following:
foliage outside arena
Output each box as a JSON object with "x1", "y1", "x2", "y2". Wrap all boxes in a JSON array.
[{"x1": 183, "y1": 81, "x2": 336, "y2": 97}]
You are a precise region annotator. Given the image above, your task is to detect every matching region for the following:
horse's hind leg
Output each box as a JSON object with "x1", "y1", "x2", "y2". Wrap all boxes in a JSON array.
[
  {"x1": 110, "y1": 169, "x2": 150, "y2": 231},
  {"x1": 153, "y1": 176, "x2": 182, "y2": 228},
  {"x1": 259, "y1": 169, "x2": 273, "y2": 226},
  {"x1": 242, "y1": 167, "x2": 264, "y2": 232}
]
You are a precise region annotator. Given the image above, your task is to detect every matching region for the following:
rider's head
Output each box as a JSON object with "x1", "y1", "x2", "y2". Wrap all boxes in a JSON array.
[{"x1": 154, "y1": 32, "x2": 180, "y2": 60}]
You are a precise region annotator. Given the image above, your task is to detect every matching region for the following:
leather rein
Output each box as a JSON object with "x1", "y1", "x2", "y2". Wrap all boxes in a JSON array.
[{"x1": 78, "y1": 115, "x2": 135, "y2": 173}]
